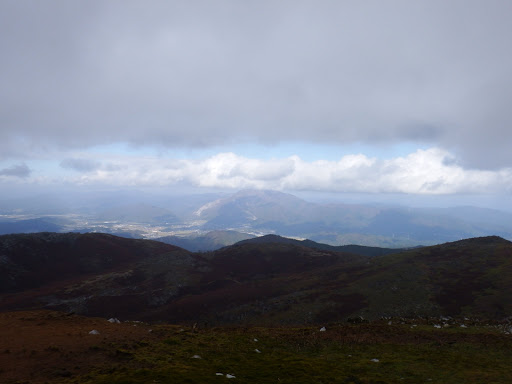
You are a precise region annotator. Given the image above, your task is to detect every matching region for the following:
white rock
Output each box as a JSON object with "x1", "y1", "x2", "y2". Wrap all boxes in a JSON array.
[
  {"x1": 191, "y1": 355, "x2": 201, "y2": 359},
  {"x1": 255, "y1": 349, "x2": 261, "y2": 353},
  {"x1": 434, "y1": 324, "x2": 441, "y2": 328},
  {"x1": 371, "y1": 358, "x2": 379, "y2": 362},
  {"x1": 319, "y1": 327, "x2": 326, "y2": 332},
  {"x1": 460, "y1": 324, "x2": 467, "y2": 328},
  {"x1": 89, "y1": 330, "x2": 100, "y2": 335},
  {"x1": 216, "y1": 373, "x2": 224, "y2": 376},
  {"x1": 226, "y1": 374, "x2": 236, "y2": 379},
  {"x1": 253, "y1": 338, "x2": 258, "y2": 342},
  {"x1": 108, "y1": 318, "x2": 121, "y2": 324}
]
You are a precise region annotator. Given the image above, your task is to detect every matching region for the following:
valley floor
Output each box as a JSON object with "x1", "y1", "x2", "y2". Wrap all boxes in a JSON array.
[{"x1": 1, "y1": 310, "x2": 512, "y2": 383}]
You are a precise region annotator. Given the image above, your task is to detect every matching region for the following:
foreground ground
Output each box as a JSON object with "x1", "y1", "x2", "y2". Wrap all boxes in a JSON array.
[{"x1": 1, "y1": 310, "x2": 512, "y2": 384}]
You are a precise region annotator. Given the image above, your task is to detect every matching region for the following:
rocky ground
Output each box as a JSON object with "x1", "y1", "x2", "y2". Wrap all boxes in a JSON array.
[{"x1": 2, "y1": 310, "x2": 512, "y2": 383}]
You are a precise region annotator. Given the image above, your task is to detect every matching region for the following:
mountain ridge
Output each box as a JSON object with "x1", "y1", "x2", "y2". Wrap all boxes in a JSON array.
[
  {"x1": 234, "y1": 234, "x2": 411, "y2": 257},
  {"x1": 1, "y1": 232, "x2": 511, "y2": 324}
]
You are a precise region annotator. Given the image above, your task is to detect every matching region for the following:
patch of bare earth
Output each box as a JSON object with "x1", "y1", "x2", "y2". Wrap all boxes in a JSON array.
[{"x1": 0, "y1": 310, "x2": 157, "y2": 383}]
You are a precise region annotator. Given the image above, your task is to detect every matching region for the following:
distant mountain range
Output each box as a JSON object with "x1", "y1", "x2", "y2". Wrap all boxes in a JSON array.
[
  {"x1": 2, "y1": 189, "x2": 512, "y2": 248},
  {"x1": 0, "y1": 217, "x2": 62, "y2": 235},
  {"x1": 1, "y1": 232, "x2": 511, "y2": 325},
  {"x1": 191, "y1": 189, "x2": 512, "y2": 247}
]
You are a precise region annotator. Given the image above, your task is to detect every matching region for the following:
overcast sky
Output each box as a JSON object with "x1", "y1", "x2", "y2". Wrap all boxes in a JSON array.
[{"x1": 1, "y1": 1, "x2": 512, "y2": 201}]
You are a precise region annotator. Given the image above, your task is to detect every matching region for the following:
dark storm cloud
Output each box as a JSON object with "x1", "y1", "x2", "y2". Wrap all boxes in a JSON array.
[
  {"x1": 1, "y1": 0, "x2": 512, "y2": 168},
  {"x1": 0, "y1": 163, "x2": 31, "y2": 178}
]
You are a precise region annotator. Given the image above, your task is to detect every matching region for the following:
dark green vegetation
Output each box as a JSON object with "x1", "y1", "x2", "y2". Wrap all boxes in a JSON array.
[
  {"x1": 2, "y1": 310, "x2": 512, "y2": 384},
  {"x1": 238, "y1": 234, "x2": 409, "y2": 257},
  {"x1": 1, "y1": 232, "x2": 512, "y2": 325},
  {"x1": 3, "y1": 233, "x2": 512, "y2": 382},
  {"x1": 62, "y1": 325, "x2": 512, "y2": 384},
  {"x1": 354, "y1": 236, "x2": 512, "y2": 320}
]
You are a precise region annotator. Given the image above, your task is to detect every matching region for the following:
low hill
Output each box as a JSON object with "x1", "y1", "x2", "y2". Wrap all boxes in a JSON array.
[
  {"x1": 0, "y1": 232, "x2": 199, "y2": 318},
  {"x1": 351, "y1": 235, "x2": 512, "y2": 319},
  {"x1": 236, "y1": 234, "x2": 409, "y2": 257},
  {"x1": 0, "y1": 232, "x2": 185, "y2": 293},
  {"x1": 1, "y1": 233, "x2": 512, "y2": 325}
]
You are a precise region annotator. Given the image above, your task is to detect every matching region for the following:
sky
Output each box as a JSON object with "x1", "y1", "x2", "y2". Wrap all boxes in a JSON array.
[{"x1": 1, "y1": 0, "x2": 512, "y2": 205}]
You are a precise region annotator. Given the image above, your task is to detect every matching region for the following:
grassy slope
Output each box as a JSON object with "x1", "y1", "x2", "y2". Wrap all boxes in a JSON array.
[
  {"x1": 185, "y1": 236, "x2": 512, "y2": 324},
  {"x1": 348, "y1": 236, "x2": 512, "y2": 319},
  {"x1": 3, "y1": 234, "x2": 512, "y2": 325},
  {"x1": 1, "y1": 311, "x2": 512, "y2": 384}
]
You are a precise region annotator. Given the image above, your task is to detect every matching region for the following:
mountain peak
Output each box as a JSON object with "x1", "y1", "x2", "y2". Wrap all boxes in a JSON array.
[{"x1": 445, "y1": 235, "x2": 511, "y2": 247}]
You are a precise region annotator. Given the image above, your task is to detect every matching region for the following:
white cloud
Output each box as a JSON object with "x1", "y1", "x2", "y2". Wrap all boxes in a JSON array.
[{"x1": 38, "y1": 148, "x2": 512, "y2": 195}]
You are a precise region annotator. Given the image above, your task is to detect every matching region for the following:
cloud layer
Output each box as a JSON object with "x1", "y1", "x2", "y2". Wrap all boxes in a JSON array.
[
  {"x1": 50, "y1": 149, "x2": 512, "y2": 195},
  {"x1": 1, "y1": 1, "x2": 512, "y2": 169}
]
